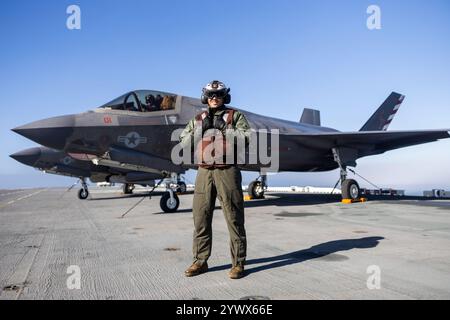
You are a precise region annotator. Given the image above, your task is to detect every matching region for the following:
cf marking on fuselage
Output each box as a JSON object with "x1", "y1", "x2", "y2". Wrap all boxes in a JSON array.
[{"x1": 118, "y1": 132, "x2": 148, "y2": 148}]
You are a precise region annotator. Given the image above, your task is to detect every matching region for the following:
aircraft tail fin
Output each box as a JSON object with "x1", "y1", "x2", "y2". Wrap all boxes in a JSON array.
[
  {"x1": 300, "y1": 108, "x2": 321, "y2": 126},
  {"x1": 359, "y1": 92, "x2": 405, "y2": 131}
]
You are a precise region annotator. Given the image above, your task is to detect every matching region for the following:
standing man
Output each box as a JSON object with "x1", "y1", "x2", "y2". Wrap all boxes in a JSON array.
[{"x1": 180, "y1": 80, "x2": 251, "y2": 279}]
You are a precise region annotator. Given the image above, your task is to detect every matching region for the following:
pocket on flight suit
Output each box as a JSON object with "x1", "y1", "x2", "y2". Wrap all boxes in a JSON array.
[
  {"x1": 231, "y1": 189, "x2": 245, "y2": 222},
  {"x1": 193, "y1": 170, "x2": 209, "y2": 213}
]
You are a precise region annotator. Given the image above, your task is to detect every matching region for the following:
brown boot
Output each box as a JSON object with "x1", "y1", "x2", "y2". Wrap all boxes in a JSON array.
[
  {"x1": 228, "y1": 265, "x2": 245, "y2": 279},
  {"x1": 184, "y1": 262, "x2": 208, "y2": 277}
]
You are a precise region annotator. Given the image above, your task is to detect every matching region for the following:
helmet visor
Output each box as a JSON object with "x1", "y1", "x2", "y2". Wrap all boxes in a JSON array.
[{"x1": 204, "y1": 89, "x2": 227, "y2": 99}]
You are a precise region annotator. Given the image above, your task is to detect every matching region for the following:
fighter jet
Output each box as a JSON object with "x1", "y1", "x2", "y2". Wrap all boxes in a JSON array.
[
  {"x1": 10, "y1": 146, "x2": 186, "y2": 204},
  {"x1": 12, "y1": 89, "x2": 450, "y2": 212}
]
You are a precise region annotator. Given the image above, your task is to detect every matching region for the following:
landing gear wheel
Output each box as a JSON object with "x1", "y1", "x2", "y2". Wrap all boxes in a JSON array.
[
  {"x1": 78, "y1": 188, "x2": 89, "y2": 200},
  {"x1": 160, "y1": 192, "x2": 180, "y2": 213},
  {"x1": 341, "y1": 179, "x2": 360, "y2": 200},
  {"x1": 123, "y1": 183, "x2": 134, "y2": 194},
  {"x1": 248, "y1": 180, "x2": 265, "y2": 199},
  {"x1": 176, "y1": 181, "x2": 187, "y2": 193}
]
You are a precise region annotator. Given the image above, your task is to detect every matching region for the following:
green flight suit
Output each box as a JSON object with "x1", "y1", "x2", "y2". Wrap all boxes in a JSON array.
[{"x1": 180, "y1": 106, "x2": 251, "y2": 267}]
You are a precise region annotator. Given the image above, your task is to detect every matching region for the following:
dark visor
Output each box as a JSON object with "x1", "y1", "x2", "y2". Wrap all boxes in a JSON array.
[{"x1": 205, "y1": 90, "x2": 227, "y2": 98}]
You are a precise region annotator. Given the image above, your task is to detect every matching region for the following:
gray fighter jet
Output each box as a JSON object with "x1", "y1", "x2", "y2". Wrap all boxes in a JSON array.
[
  {"x1": 10, "y1": 146, "x2": 186, "y2": 204},
  {"x1": 12, "y1": 89, "x2": 450, "y2": 212}
]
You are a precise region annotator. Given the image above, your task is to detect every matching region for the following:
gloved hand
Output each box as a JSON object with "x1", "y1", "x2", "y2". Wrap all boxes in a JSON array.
[{"x1": 213, "y1": 116, "x2": 227, "y2": 132}]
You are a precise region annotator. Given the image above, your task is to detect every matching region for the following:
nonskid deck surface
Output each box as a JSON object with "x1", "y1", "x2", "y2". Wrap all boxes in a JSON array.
[{"x1": 1, "y1": 187, "x2": 450, "y2": 300}]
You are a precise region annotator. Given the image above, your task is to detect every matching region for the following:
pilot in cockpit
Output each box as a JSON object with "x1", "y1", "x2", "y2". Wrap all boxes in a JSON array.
[
  {"x1": 154, "y1": 94, "x2": 163, "y2": 110},
  {"x1": 144, "y1": 94, "x2": 156, "y2": 111}
]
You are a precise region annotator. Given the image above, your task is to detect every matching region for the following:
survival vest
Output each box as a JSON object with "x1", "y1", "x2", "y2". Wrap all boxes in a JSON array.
[{"x1": 195, "y1": 108, "x2": 235, "y2": 169}]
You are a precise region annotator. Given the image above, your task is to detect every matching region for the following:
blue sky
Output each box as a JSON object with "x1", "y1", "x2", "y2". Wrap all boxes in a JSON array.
[{"x1": 1, "y1": 0, "x2": 449, "y2": 194}]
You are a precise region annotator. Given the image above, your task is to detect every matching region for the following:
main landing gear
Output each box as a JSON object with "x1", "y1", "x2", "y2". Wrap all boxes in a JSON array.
[
  {"x1": 248, "y1": 174, "x2": 267, "y2": 199},
  {"x1": 332, "y1": 148, "x2": 361, "y2": 201}
]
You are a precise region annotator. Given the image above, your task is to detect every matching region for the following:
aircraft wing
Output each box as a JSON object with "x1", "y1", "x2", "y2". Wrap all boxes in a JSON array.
[{"x1": 290, "y1": 129, "x2": 450, "y2": 157}]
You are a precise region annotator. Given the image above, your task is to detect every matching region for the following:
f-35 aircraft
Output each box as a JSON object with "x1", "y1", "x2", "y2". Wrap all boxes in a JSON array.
[
  {"x1": 12, "y1": 89, "x2": 450, "y2": 212},
  {"x1": 10, "y1": 146, "x2": 186, "y2": 206}
]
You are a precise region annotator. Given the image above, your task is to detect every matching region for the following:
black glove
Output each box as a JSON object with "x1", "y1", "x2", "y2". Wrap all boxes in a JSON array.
[
  {"x1": 202, "y1": 115, "x2": 213, "y2": 132},
  {"x1": 213, "y1": 116, "x2": 226, "y2": 132}
]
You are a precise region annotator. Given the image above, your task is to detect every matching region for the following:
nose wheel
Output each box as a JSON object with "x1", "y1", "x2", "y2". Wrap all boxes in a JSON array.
[
  {"x1": 159, "y1": 173, "x2": 182, "y2": 213},
  {"x1": 160, "y1": 190, "x2": 180, "y2": 213},
  {"x1": 78, "y1": 188, "x2": 89, "y2": 200},
  {"x1": 77, "y1": 178, "x2": 89, "y2": 200},
  {"x1": 120, "y1": 173, "x2": 183, "y2": 219}
]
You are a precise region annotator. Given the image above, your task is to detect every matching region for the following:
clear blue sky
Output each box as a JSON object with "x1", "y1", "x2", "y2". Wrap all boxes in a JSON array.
[{"x1": 1, "y1": 0, "x2": 449, "y2": 194}]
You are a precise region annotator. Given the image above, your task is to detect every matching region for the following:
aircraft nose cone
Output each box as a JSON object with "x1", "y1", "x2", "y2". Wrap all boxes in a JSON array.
[
  {"x1": 12, "y1": 115, "x2": 75, "y2": 150},
  {"x1": 10, "y1": 147, "x2": 42, "y2": 166}
]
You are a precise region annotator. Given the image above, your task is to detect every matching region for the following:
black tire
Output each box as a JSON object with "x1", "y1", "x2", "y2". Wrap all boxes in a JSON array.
[
  {"x1": 78, "y1": 188, "x2": 89, "y2": 200},
  {"x1": 160, "y1": 192, "x2": 180, "y2": 213},
  {"x1": 176, "y1": 181, "x2": 187, "y2": 193},
  {"x1": 123, "y1": 183, "x2": 134, "y2": 194},
  {"x1": 248, "y1": 180, "x2": 264, "y2": 199},
  {"x1": 341, "y1": 179, "x2": 360, "y2": 200}
]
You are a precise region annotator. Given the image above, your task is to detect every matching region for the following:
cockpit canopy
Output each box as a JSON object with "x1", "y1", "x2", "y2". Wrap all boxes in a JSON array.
[{"x1": 99, "y1": 90, "x2": 177, "y2": 112}]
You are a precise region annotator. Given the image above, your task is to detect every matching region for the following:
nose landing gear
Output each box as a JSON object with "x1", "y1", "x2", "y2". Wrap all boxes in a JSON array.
[
  {"x1": 159, "y1": 173, "x2": 183, "y2": 213},
  {"x1": 77, "y1": 178, "x2": 89, "y2": 200},
  {"x1": 160, "y1": 189, "x2": 180, "y2": 213}
]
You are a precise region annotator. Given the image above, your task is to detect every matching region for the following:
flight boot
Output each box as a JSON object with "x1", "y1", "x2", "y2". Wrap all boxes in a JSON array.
[
  {"x1": 184, "y1": 262, "x2": 208, "y2": 277},
  {"x1": 228, "y1": 265, "x2": 245, "y2": 279}
]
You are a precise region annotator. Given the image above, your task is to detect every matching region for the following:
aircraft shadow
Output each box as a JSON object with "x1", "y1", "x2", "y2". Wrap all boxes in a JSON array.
[
  {"x1": 364, "y1": 195, "x2": 445, "y2": 201},
  {"x1": 208, "y1": 236, "x2": 384, "y2": 276},
  {"x1": 167, "y1": 194, "x2": 343, "y2": 213},
  {"x1": 155, "y1": 206, "x2": 222, "y2": 214},
  {"x1": 244, "y1": 193, "x2": 342, "y2": 207},
  {"x1": 244, "y1": 193, "x2": 443, "y2": 208},
  {"x1": 88, "y1": 191, "x2": 436, "y2": 205},
  {"x1": 161, "y1": 194, "x2": 341, "y2": 214}
]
